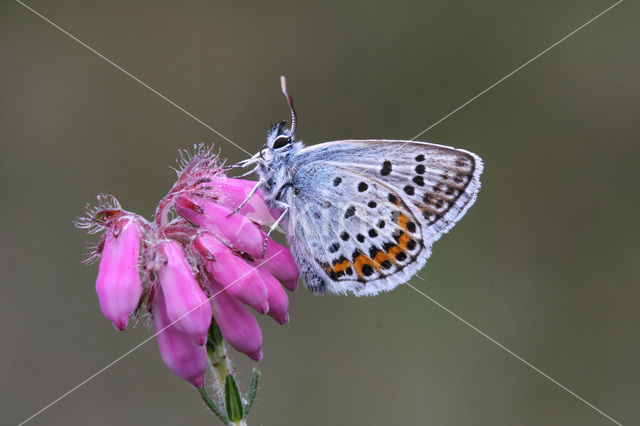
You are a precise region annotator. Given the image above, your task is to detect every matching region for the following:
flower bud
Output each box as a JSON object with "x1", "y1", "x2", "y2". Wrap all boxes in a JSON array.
[
  {"x1": 174, "y1": 196, "x2": 264, "y2": 258},
  {"x1": 156, "y1": 241, "x2": 212, "y2": 345},
  {"x1": 255, "y1": 234, "x2": 299, "y2": 291},
  {"x1": 95, "y1": 217, "x2": 142, "y2": 330},
  {"x1": 257, "y1": 267, "x2": 289, "y2": 324},
  {"x1": 153, "y1": 288, "x2": 207, "y2": 387},
  {"x1": 207, "y1": 279, "x2": 263, "y2": 361},
  {"x1": 193, "y1": 233, "x2": 269, "y2": 314}
]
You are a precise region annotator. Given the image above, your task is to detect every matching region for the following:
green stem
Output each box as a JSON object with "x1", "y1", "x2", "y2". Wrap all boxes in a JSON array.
[{"x1": 207, "y1": 338, "x2": 231, "y2": 391}]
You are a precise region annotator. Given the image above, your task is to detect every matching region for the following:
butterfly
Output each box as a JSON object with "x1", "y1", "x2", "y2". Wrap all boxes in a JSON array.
[{"x1": 234, "y1": 77, "x2": 483, "y2": 296}]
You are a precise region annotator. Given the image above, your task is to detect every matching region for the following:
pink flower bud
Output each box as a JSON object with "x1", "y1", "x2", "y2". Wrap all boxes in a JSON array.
[
  {"x1": 215, "y1": 178, "x2": 276, "y2": 225},
  {"x1": 174, "y1": 196, "x2": 264, "y2": 259},
  {"x1": 153, "y1": 288, "x2": 207, "y2": 388},
  {"x1": 156, "y1": 241, "x2": 212, "y2": 346},
  {"x1": 95, "y1": 217, "x2": 142, "y2": 330},
  {"x1": 256, "y1": 234, "x2": 299, "y2": 291},
  {"x1": 193, "y1": 233, "x2": 268, "y2": 314},
  {"x1": 257, "y1": 267, "x2": 289, "y2": 324},
  {"x1": 207, "y1": 279, "x2": 263, "y2": 361}
]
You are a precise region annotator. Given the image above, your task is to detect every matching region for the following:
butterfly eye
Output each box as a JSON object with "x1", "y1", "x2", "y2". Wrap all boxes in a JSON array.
[{"x1": 272, "y1": 136, "x2": 292, "y2": 149}]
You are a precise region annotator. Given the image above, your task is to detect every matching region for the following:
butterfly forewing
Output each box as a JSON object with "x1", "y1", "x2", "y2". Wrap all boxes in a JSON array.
[{"x1": 286, "y1": 140, "x2": 483, "y2": 295}]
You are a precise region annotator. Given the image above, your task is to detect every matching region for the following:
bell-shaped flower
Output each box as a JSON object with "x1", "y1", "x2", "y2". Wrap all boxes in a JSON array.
[
  {"x1": 95, "y1": 217, "x2": 142, "y2": 330},
  {"x1": 214, "y1": 177, "x2": 277, "y2": 225},
  {"x1": 255, "y1": 233, "x2": 299, "y2": 291},
  {"x1": 153, "y1": 288, "x2": 207, "y2": 387},
  {"x1": 174, "y1": 195, "x2": 264, "y2": 258},
  {"x1": 193, "y1": 233, "x2": 269, "y2": 314},
  {"x1": 156, "y1": 240, "x2": 212, "y2": 346},
  {"x1": 207, "y1": 279, "x2": 263, "y2": 361},
  {"x1": 257, "y1": 267, "x2": 290, "y2": 324}
]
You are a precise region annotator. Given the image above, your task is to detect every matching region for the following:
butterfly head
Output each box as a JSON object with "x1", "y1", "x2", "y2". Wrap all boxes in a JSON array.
[{"x1": 267, "y1": 120, "x2": 295, "y2": 151}]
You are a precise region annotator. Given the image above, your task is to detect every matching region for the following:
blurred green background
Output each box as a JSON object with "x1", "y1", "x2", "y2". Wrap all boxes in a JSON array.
[{"x1": 2, "y1": 1, "x2": 639, "y2": 425}]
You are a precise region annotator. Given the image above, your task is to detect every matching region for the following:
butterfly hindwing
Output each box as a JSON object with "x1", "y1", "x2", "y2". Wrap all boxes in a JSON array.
[
  {"x1": 284, "y1": 140, "x2": 483, "y2": 296},
  {"x1": 285, "y1": 162, "x2": 425, "y2": 295}
]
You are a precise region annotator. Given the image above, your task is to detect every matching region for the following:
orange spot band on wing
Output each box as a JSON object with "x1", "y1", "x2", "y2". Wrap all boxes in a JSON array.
[
  {"x1": 385, "y1": 233, "x2": 411, "y2": 262},
  {"x1": 398, "y1": 213, "x2": 411, "y2": 232},
  {"x1": 331, "y1": 259, "x2": 350, "y2": 273},
  {"x1": 373, "y1": 250, "x2": 393, "y2": 265},
  {"x1": 354, "y1": 254, "x2": 377, "y2": 277}
]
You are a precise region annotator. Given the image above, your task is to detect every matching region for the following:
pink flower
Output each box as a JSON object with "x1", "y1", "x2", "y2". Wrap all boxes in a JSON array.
[
  {"x1": 174, "y1": 195, "x2": 265, "y2": 259},
  {"x1": 257, "y1": 267, "x2": 289, "y2": 325},
  {"x1": 156, "y1": 241, "x2": 212, "y2": 346},
  {"x1": 95, "y1": 216, "x2": 142, "y2": 331},
  {"x1": 255, "y1": 233, "x2": 299, "y2": 292},
  {"x1": 207, "y1": 279, "x2": 263, "y2": 361},
  {"x1": 214, "y1": 177, "x2": 279, "y2": 225},
  {"x1": 76, "y1": 144, "x2": 299, "y2": 387},
  {"x1": 153, "y1": 288, "x2": 207, "y2": 387},
  {"x1": 193, "y1": 233, "x2": 269, "y2": 315}
]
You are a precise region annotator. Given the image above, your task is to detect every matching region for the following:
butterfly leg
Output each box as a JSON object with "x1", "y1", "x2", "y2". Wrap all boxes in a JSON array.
[
  {"x1": 227, "y1": 178, "x2": 264, "y2": 217},
  {"x1": 262, "y1": 200, "x2": 289, "y2": 257}
]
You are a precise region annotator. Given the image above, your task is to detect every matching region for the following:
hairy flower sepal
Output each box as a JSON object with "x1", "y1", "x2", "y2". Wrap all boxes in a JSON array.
[
  {"x1": 95, "y1": 217, "x2": 142, "y2": 330},
  {"x1": 156, "y1": 241, "x2": 212, "y2": 346}
]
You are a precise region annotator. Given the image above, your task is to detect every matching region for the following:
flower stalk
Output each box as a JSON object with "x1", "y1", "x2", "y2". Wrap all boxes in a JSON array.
[{"x1": 200, "y1": 323, "x2": 259, "y2": 426}]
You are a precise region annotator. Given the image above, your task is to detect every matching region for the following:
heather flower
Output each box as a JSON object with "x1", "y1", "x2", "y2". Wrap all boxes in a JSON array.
[
  {"x1": 95, "y1": 216, "x2": 142, "y2": 330},
  {"x1": 156, "y1": 240, "x2": 212, "y2": 346},
  {"x1": 175, "y1": 195, "x2": 265, "y2": 259},
  {"x1": 75, "y1": 144, "x2": 299, "y2": 424},
  {"x1": 193, "y1": 232, "x2": 269, "y2": 316},
  {"x1": 207, "y1": 278, "x2": 263, "y2": 362},
  {"x1": 153, "y1": 287, "x2": 208, "y2": 388}
]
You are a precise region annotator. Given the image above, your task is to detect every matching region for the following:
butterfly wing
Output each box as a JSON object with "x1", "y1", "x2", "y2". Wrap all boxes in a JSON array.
[{"x1": 284, "y1": 139, "x2": 483, "y2": 296}]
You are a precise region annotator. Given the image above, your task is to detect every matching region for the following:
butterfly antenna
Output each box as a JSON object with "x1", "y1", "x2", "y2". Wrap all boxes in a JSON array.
[{"x1": 280, "y1": 75, "x2": 297, "y2": 134}]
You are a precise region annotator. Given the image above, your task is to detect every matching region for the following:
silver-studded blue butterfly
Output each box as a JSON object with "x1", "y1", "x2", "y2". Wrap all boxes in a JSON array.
[{"x1": 234, "y1": 77, "x2": 483, "y2": 296}]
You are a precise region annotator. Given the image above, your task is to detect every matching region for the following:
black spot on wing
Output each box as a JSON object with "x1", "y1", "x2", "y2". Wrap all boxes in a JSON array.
[
  {"x1": 344, "y1": 206, "x2": 356, "y2": 219},
  {"x1": 380, "y1": 160, "x2": 392, "y2": 176}
]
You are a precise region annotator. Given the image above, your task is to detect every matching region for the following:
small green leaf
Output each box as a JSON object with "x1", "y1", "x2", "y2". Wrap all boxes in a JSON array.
[
  {"x1": 198, "y1": 387, "x2": 230, "y2": 425},
  {"x1": 208, "y1": 322, "x2": 224, "y2": 351},
  {"x1": 225, "y1": 374, "x2": 244, "y2": 422},
  {"x1": 243, "y1": 368, "x2": 261, "y2": 416}
]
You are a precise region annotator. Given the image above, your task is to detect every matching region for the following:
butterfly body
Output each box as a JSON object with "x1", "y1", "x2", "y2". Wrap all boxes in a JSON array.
[{"x1": 240, "y1": 78, "x2": 484, "y2": 296}]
